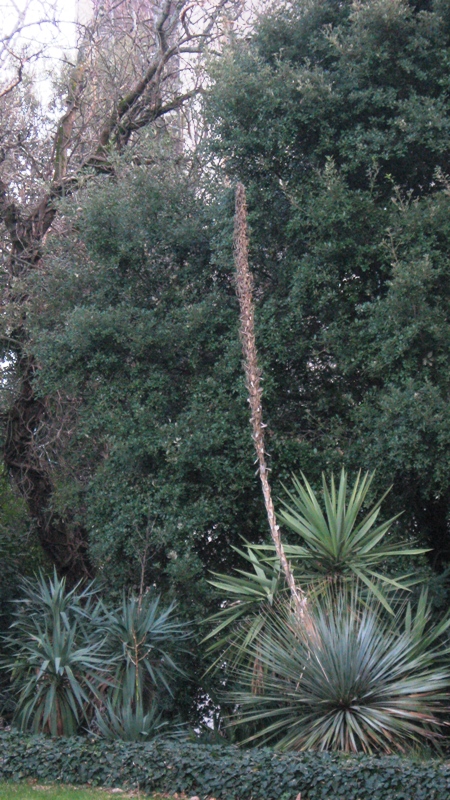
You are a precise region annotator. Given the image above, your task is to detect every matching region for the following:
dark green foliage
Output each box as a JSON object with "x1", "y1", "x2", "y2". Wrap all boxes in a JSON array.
[
  {"x1": 29, "y1": 161, "x2": 259, "y2": 617},
  {"x1": 17, "y1": 0, "x2": 450, "y2": 722},
  {"x1": 0, "y1": 471, "x2": 36, "y2": 628},
  {"x1": 29, "y1": 0, "x2": 450, "y2": 599},
  {"x1": 0, "y1": 469, "x2": 40, "y2": 719},
  {"x1": 205, "y1": 0, "x2": 450, "y2": 573},
  {"x1": 1, "y1": 731, "x2": 450, "y2": 799},
  {"x1": 21, "y1": 156, "x2": 260, "y2": 719}
]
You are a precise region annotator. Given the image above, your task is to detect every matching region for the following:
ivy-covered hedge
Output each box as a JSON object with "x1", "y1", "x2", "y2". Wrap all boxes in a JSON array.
[{"x1": 1, "y1": 731, "x2": 450, "y2": 800}]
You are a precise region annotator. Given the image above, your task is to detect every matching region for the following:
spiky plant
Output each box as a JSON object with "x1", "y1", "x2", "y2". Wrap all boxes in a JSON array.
[
  {"x1": 95, "y1": 690, "x2": 177, "y2": 742},
  {"x1": 204, "y1": 545, "x2": 282, "y2": 670},
  {"x1": 101, "y1": 593, "x2": 189, "y2": 711},
  {"x1": 3, "y1": 571, "x2": 106, "y2": 736},
  {"x1": 207, "y1": 470, "x2": 426, "y2": 663},
  {"x1": 229, "y1": 587, "x2": 450, "y2": 754},
  {"x1": 277, "y1": 469, "x2": 428, "y2": 610}
]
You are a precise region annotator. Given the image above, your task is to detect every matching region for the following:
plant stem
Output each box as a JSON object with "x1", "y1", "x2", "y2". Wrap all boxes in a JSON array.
[{"x1": 233, "y1": 183, "x2": 307, "y2": 618}]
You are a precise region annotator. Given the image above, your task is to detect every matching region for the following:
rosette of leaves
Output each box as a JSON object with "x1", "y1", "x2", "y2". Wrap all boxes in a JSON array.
[
  {"x1": 2, "y1": 571, "x2": 107, "y2": 736},
  {"x1": 205, "y1": 470, "x2": 427, "y2": 675},
  {"x1": 95, "y1": 691, "x2": 168, "y2": 742},
  {"x1": 276, "y1": 470, "x2": 427, "y2": 611},
  {"x1": 100, "y1": 593, "x2": 190, "y2": 712},
  {"x1": 229, "y1": 586, "x2": 450, "y2": 754}
]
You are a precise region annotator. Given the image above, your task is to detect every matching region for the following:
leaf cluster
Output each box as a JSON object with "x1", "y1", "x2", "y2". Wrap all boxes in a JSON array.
[
  {"x1": 205, "y1": 0, "x2": 450, "y2": 574},
  {"x1": 230, "y1": 587, "x2": 450, "y2": 753},
  {"x1": 2, "y1": 572, "x2": 189, "y2": 738}
]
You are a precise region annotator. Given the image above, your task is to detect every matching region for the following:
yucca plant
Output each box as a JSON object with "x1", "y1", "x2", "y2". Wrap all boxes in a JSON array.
[
  {"x1": 101, "y1": 593, "x2": 189, "y2": 711},
  {"x1": 207, "y1": 471, "x2": 426, "y2": 659},
  {"x1": 3, "y1": 571, "x2": 107, "y2": 736},
  {"x1": 11, "y1": 570, "x2": 102, "y2": 633},
  {"x1": 229, "y1": 586, "x2": 450, "y2": 754},
  {"x1": 95, "y1": 690, "x2": 174, "y2": 742},
  {"x1": 204, "y1": 545, "x2": 282, "y2": 669},
  {"x1": 275, "y1": 469, "x2": 428, "y2": 610}
]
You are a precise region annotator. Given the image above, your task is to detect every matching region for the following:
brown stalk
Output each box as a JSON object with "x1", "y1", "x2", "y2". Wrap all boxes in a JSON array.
[{"x1": 233, "y1": 182, "x2": 307, "y2": 619}]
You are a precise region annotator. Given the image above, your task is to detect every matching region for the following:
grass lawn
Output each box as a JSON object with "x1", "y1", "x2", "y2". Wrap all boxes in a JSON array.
[{"x1": 0, "y1": 783, "x2": 160, "y2": 799}]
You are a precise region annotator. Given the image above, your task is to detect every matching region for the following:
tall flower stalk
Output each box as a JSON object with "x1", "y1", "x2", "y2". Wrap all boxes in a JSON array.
[{"x1": 233, "y1": 183, "x2": 306, "y2": 618}]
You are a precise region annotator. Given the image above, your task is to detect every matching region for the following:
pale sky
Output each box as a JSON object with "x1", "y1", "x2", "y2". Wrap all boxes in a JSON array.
[{"x1": 1, "y1": 0, "x2": 84, "y2": 98}]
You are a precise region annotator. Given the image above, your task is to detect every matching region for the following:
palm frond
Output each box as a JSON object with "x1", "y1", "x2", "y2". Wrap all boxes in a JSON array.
[{"x1": 204, "y1": 545, "x2": 283, "y2": 670}]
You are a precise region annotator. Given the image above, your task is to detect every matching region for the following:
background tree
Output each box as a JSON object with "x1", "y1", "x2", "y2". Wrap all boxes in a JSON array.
[
  {"x1": 26, "y1": 156, "x2": 257, "y2": 610},
  {"x1": 22, "y1": 155, "x2": 258, "y2": 721},
  {"x1": 0, "y1": 0, "x2": 237, "y2": 583},
  {"x1": 205, "y1": 0, "x2": 450, "y2": 581},
  {"x1": 21, "y1": 0, "x2": 450, "y2": 620},
  {"x1": 8, "y1": 0, "x2": 450, "y2": 725}
]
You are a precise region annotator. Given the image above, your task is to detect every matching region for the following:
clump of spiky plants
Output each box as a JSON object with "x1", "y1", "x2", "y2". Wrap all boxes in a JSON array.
[
  {"x1": 229, "y1": 586, "x2": 450, "y2": 754},
  {"x1": 3, "y1": 571, "x2": 106, "y2": 736},
  {"x1": 95, "y1": 690, "x2": 172, "y2": 742}
]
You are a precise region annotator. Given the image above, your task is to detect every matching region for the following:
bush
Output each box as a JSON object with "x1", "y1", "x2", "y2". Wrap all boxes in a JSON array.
[
  {"x1": 1, "y1": 731, "x2": 450, "y2": 800},
  {"x1": 2, "y1": 572, "x2": 106, "y2": 736},
  {"x1": 228, "y1": 587, "x2": 450, "y2": 753},
  {"x1": 2, "y1": 573, "x2": 189, "y2": 738}
]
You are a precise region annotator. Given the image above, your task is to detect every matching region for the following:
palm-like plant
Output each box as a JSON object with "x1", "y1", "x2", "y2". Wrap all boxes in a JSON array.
[
  {"x1": 207, "y1": 471, "x2": 426, "y2": 656},
  {"x1": 8, "y1": 569, "x2": 102, "y2": 636},
  {"x1": 101, "y1": 593, "x2": 189, "y2": 711},
  {"x1": 204, "y1": 545, "x2": 282, "y2": 669},
  {"x1": 3, "y1": 571, "x2": 106, "y2": 736},
  {"x1": 277, "y1": 470, "x2": 428, "y2": 609},
  {"x1": 95, "y1": 692, "x2": 171, "y2": 742},
  {"x1": 229, "y1": 586, "x2": 450, "y2": 754}
]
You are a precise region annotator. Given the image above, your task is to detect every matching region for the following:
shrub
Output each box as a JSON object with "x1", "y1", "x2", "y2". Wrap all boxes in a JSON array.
[
  {"x1": 228, "y1": 587, "x2": 450, "y2": 753},
  {"x1": 100, "y1": 593, "x2": 189, "y2": 709},
  {"x1": 1, "y1": 731, "x2": 450, "y2": 800},
  {"x1": 2, "y1": 573, "x2": 189, "y2": 739},
  {"x1": 2, "y1": 572, "x2": 106, "y2": 736}
]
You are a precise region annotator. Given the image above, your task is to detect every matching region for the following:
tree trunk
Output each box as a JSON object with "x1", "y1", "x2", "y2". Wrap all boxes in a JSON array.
[
  {"x1": 2, "y1": 206, "x2": 94, "y2": 581},
  {"x1": 3, "y1": 359, "x2": 93, "y2": 582}
]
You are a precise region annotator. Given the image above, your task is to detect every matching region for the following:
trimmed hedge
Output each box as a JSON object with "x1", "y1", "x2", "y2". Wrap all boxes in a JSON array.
[{"x1": 0, "y1": 731, "x2": 450, "y2": 800}]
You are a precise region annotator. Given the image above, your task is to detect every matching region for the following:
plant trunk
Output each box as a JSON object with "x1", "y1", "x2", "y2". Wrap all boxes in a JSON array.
[{"x1": 1, "y1": 213, "x2": 94, "y2": 583}]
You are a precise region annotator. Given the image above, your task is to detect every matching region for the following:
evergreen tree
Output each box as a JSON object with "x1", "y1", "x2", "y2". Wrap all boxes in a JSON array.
[
  {"x1": 20, "y1": 0, "x2": 450, "y2": 614},
  {"x1": 205, "y1": 0, "x2": 450, "y2": 574}
]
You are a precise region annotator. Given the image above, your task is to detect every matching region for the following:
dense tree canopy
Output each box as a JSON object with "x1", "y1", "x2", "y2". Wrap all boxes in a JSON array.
[
  {"x1": 2, "y1": 0, "x2": 450, "y2": 724},
  {"x1": 24, "y1": 159, "x2": 254, "y2": 612},
  {"x1": 206, "y1": 0, "x2": 450, "y2": 573}
]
